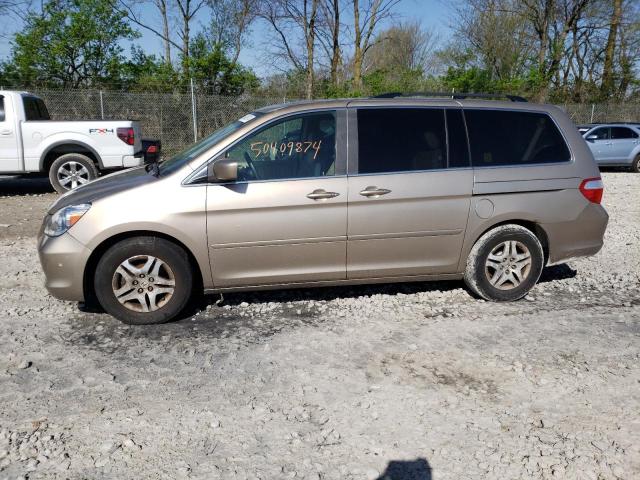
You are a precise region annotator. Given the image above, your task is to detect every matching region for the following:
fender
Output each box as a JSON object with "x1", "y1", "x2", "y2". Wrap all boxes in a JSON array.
[
  {"x1": 31, "y1": 133, "x2": 104, "y2": 171},
  {"x1": 627, "y1": 144, "x2": 640, "y2": 164}
]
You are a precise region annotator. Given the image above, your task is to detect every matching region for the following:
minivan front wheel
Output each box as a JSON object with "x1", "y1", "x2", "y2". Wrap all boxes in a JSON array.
[
  {"x1": 94, "y1": 237, "x2": 193, "y2": 324},
  {"x1": 464, "y1": 225, "x2": 544, "y2": 302},
  {"x1": 631, "y1": 154, "x2": 640, "y2": 173}
]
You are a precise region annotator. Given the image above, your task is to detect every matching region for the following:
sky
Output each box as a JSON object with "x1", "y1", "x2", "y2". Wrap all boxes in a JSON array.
[{"x1": 0, "y1": 0, "x2": 453, "y2": 79}]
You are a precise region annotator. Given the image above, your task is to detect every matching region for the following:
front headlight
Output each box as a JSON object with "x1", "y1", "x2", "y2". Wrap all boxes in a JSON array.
[{"x1": 44, "y1": 204, "x2": 91, "y2": 237}]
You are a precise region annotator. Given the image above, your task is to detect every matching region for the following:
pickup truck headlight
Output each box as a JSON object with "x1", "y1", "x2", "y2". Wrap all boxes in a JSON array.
[{"x1": 44, "y1": 204, "x2": 91, "y2": 237}]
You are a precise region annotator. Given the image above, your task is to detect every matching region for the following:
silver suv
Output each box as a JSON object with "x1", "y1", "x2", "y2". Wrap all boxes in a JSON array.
[
  {"x1": 582, "y1": 123, "x2": 640, "y2": 172},
  {"x1": 38, "y1": 95, "x2": 609, "y2": 324}
]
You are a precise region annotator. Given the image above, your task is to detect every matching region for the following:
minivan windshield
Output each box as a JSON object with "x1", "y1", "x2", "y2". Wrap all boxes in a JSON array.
[{"x1": 157, "y1": 112, "x2": 262, "y2": 176}]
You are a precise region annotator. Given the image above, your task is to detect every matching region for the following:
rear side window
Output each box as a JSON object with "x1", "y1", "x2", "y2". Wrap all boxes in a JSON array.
[
  {"x1": 465, "y1": 110, "x2": 571, "y2": 167},
  {"x1": 0, "y1": 96, "x2": 4, "y2": 122},
  {"x1": 357, "y1": 108, "x2": 448, "y2": 174},
  {"x1": 22, "y1": 96, "x2": 50, "y2": 121},
  {"x1": 610, "y1": 127, "x2": 638, "y2": 139}
]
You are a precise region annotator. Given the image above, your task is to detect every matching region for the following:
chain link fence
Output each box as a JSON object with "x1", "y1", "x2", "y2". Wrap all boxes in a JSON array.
[
  {"x1": 562, "y1": 103, "x2": 640, "y2": 125},
  {"x1": 20, "y1": 88, "x2": 640, "y2": 157},
  {"x1": 28, "y1": 89, "x2": 289, "y2": 156}
]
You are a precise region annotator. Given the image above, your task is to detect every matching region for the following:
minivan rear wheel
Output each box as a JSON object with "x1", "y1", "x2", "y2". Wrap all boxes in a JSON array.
[
  {"x1": 464, "y1": 224, "x2": 544, "y2": 302},
  {"x1": 94, "y1": 237, "x2": 193, "y2": 324}
]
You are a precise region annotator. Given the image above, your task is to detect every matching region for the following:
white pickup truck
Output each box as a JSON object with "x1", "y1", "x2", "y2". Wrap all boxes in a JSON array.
[{"x1": 0, "y1": 90, "x2": 144, "y2": 192}]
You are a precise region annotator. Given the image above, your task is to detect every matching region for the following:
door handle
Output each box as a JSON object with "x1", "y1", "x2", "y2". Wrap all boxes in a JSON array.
[
  {"x1": 0, "y1": 129, "x2": 12, "y2": 136},
  {"x1": 306, "y1": 189, "x2": 340, "y2": 200},
  {"x1": 359, "y1": 186, "x2": 391, "y2": 197},
  {"x1": 604, "y1": 142, "x2": 613, "y2": 145}
]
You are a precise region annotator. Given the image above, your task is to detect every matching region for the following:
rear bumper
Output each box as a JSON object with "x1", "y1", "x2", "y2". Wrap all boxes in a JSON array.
[
  {"x1": 37, "y1": 229, "x2": 91, "y2": 302},
  {"x1": 123, "y1": 151, "x2": 144, "y2": 168},
  {"x1": 542, "y1": 203, "x2": 609, "y2": 265}
]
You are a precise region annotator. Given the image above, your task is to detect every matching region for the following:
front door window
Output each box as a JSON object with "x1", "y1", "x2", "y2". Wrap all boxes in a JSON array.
[{"x1": 224, "y1": 112, "x2": 337, "y2": 182}]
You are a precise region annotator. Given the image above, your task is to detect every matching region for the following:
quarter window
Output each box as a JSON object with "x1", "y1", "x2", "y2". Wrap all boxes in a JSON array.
[
  {"x1": 357, "y1": 108, "x2": 448, "y2": 174},
  {"x1": 465, "y1": 110, "x2": 571, "y2": 166},
  {"x1": 610, "y1": 127, "x2": 638, "y2": 139},
  {"x1": 224, "y1": 112, "x2": 336, "y2": 182}
]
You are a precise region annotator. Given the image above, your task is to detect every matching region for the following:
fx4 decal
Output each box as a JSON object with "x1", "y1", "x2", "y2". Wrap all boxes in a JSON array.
[{"x1": 89, "y1": 128, "x2": 114, "y2": 134}]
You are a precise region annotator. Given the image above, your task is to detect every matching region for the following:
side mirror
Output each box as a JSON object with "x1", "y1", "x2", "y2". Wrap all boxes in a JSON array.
[
  {"x1": 208, "y1": 158, "x2": 238, "y2": 182},
  {"x1": 586, "y1": 134, "x2": 598, "y2": 142}
]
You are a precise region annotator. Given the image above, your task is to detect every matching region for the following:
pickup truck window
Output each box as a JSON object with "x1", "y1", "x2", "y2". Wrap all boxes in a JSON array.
[
  {"x1": 23, "y1": 96, "x2": 50, "y2": 121},
  {"x1": 0, "y1": 96, "x2": 4, "y2": 122}
]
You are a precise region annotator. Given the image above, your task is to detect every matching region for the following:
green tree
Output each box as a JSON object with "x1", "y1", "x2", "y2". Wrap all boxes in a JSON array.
[
  {"x1": 7, "y1": 0, "x2": 138, "y2": 88},
  {"x1": 186, "y1": 33, "x2": 259, "y2": 94}
]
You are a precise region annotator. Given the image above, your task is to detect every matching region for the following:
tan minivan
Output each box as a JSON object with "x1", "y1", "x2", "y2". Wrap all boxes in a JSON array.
[{"x1": 38, "y1": 95, "x2": 608, "y2": 324}]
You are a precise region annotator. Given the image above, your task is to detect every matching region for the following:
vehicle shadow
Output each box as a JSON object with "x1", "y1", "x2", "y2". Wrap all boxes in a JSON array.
[
  {"x1": 193, "y1": 278, "x2": 464, "y2": 310},
  {"x1": 0, "y1": 175, "x2": 54, "y2": 195},
  {"x1": 539, "y1": 263, "x2": 577, "y2": 283},
  {"x1": 376, "y1": 458, "x2": 432, "y2": 480},
  {"x1": 190, "y1": 262, "x2": 576, "y2": 312}
]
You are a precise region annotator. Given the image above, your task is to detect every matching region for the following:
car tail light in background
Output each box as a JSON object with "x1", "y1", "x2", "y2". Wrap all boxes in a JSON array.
[
  {"x1": 117, "y1": 127, "x2": 135, "y2": 145},
  {"x1": 146, "y1": 145, "x2": 157, "y2": 153},
  {"x1": 579, "y1": 177, "x2": 604, "y2": 204}
]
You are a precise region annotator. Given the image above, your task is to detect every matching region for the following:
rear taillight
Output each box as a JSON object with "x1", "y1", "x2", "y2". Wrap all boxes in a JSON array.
[
  {"x1": 146, "y1": 145, "x2": 157, "y2": 153},
  {"x1": 579, "y1": 177, "x2": 604, "y2": 204},
  {"x1": 117, "y1": 127, "x2": 135, "y2": 146}
]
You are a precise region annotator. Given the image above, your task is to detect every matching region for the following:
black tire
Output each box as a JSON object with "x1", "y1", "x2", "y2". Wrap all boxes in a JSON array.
[
  {"x1": 94, "y1": 237, "x2": 193, "y2": 325},
  {"x1": 49, "y1": 153, "x2": 98, "y2": 193},
  {"x1": 464, "y1": 224, "x2": 544, "y2": 302},
  {"x1": 631, "y1": 155, "x2": 640, "y2": 173}
]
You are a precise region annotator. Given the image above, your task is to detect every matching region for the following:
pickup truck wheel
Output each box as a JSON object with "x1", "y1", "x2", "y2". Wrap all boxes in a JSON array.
[
  {"x1": 94, "y1": 237, "x2": 193, "y2": 325},
  {"x1": 49, "y1": 153, "x2": 98, "y2": 193}
]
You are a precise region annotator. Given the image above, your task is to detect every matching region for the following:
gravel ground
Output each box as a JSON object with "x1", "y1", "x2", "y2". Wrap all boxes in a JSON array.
[{"x1": 0, "y1": 172, "x2": 638, "y2": 480}]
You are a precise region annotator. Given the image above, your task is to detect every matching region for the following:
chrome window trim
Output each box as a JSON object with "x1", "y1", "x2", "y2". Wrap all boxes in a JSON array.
[
  {"x1": 184, "y1": 174, "x2": 349, "y2": 188},
  {"x1": 182, "y1": 107, "x2": 346, "y2": 186},
  {"x1": 347, "y1": 167, "x2": 473, "y2": 178}
]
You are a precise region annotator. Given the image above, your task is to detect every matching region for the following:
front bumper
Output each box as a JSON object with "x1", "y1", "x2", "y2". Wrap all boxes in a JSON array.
[{"x1": 37, "y1": 228, "x2": 91, "y2": 302}]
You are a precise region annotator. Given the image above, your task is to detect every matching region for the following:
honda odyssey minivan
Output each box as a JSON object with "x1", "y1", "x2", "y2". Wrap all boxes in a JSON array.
[{"x1": 38, "y1": 94, "x2": 608, "y2": 324}]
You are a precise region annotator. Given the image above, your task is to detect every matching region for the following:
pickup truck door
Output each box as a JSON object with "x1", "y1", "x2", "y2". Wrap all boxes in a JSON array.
[{"x1": 0, "y1": 95, "x2": 21, "y2": 171}]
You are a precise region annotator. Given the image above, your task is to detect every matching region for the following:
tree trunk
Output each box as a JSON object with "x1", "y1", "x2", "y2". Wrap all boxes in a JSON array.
[
  {"x1": 305, "y1": 0, "x2": 319, "y2": 99},
  {"x1": 158, "y1": 0, "x2": 172, "y2": 65},
  {"x1": 330, "y1": 0, "x2": 340, "y2": 89},
  {"x1": 353, "y1": 0, "x2": 363, "y2": 91},
  {"x1": 182, "y1": 19, "x2": 190, "y2": 75},
  {"x1": 600, "y1": 0, "x2": 622, "y2": 98}
]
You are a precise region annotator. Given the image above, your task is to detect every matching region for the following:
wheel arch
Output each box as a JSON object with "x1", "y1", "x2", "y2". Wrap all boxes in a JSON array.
[
  {"x1": 40, "y1": 141, "x2": 103, "y2": 172},
  {"x1": 461, "y1": 219, "x2": 550, "y2": 270},
  {"x1": 83, "y1": 230, "x2": 204, "y2": 308}
]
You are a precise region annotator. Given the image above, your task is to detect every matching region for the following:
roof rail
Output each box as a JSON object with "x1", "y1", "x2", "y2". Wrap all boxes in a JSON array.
[{"x1": 372, "y1": 92, "x2": 528, "y2": 102}]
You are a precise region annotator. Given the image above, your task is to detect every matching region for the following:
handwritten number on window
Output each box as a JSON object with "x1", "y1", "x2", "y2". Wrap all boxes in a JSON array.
[{"x1": 250, "y1": 140, "x2": 323, "y2": 160}]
